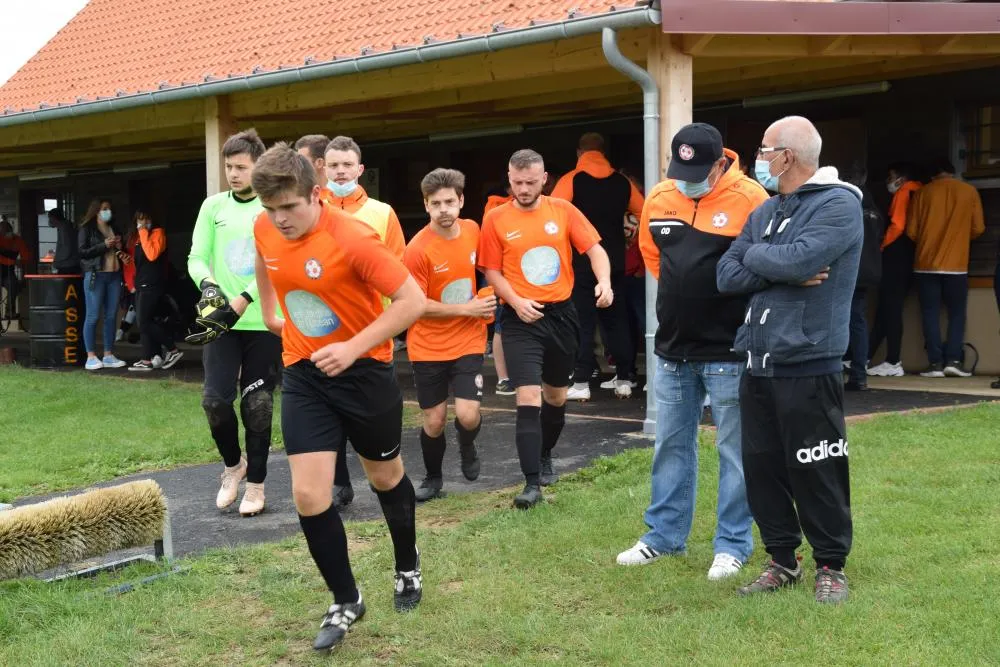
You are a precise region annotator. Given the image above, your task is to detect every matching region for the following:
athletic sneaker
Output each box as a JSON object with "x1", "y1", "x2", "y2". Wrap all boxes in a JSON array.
[
  {"x1": 616, "y1": 541, "x2": 663, "y2": 566},
  {"x1": 85, "y1": 357, "x2": 103, "y2": 371},
  {"x1": 495, "y1": 378, "x2": 515, "y2": 396},
  {"x1": 707, "y1": 553, "x2": 743, "y2": 580},
  {"x1": 540, "y1": 454, "x2": 559, "y2": 486},
  {"x1": 944, "y1": 362, "x2": 972, "y2": 378},
  {"x1": 128, "y1": 360, "x2": 155, "y2": 372},
  {"x1": 566, "y1": 382, "x2": 591, "y2": 401},
  {"x1": 394, "y1": 552, "x2": 423, "y2": 612},
  {"x1": 161, "y1": 349, "x2": 184, "y2": 370},
  {"x1": 459, "y1": 444, "x2": 480, "y2": 481},
  {"x1": 920, "y1": 363, "x2": 945, "y2": 378},
  {"x1": 414, "y1": 477, "x2": 443, "y2": 502},
  {"x1": 239, "y1": 482, "x2": 265, "y2": 516},
  {"x1": 513, "y1": 484, "x2": 543, "y2": 509},
  {"x1": 216, "y1": 457, "x2": 247, "y2": 510},
  {"x1": 102, "y1": 354, "x2": 127, "y2": 369},
  {"x1": 600, "y1": 375, "x2": 639, "y2": 391},
  {"x1": 313, "y1": 595, "x2": 366, "y2": 651},
  {"x1": 815, "y1": 567, "x2": 849, "y2": 604},
  {"x1": 737, "y1": 561, "x2": 802, "y2": 596},
  {"x1": 333, "y1": 484, "x2": 354, "y2": 510},
  {"x1": 867, "y1": 361, "x2": 904, "y2": 377}
]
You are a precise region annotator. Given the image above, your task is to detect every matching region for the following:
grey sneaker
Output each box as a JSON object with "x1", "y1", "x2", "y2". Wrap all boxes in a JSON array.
[
  {"x1": 513, "y1": 484, "x2": 543, "y2": 509},
  {"x1": 920, "y1": 363, "x2": 945, "y2": 378},
  {"x1": 815, "y1": 567, "x2": 849, "y2": 604},
  {"x1": 737, "y1": 561, "x2": 803, "y2": 596},
  {"x1": 313, "y1": 595, "x2": 366, "y2": 651},
  {"x1": 414, "y1": 477, "x2": 443, "y2": 502},
  {"x1": 943, "y1": 362, "x2": 971, "y2": 378}
]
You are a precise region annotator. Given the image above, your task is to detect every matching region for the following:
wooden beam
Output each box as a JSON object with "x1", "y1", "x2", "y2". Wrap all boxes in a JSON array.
[
  {"x1": 649, "y1": 33, "x2": 693, "y2": 181},
  {"x1": 687, "y1": 33, "x2": 1000, "y2": 58},
  {"x1": 204, "y1": 96, "x2": 235, "y2": 196},
  {"x1": 808, "y1": 35, "x2": 850, "y2": 56},
  {"x1": 681, "y1": 34, "x2": 715, "y2": 56}
]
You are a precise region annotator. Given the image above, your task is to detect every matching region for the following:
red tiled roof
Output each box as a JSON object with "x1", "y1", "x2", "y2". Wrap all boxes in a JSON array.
[{"x1": 0, "y1": 0, "x2": 638, "y2": 113}]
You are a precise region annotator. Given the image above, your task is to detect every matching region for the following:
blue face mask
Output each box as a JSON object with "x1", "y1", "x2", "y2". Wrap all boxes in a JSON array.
[
  {"x1": 328, "y1": 180, "x2": 358, "y2": 198},
  {"x1": 754, "y1": 159, "x2": 782, "y2": 193},
  {"x1": 98, "y1": 209, "x2": 112, "y2": 222},
  {"x1": 676, "y1": 178, "x2": 712, "y2": 199}
]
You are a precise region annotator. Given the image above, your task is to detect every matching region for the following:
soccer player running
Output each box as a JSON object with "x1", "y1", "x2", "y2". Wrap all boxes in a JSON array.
[
  {"x1": 323, "y1": 135, "x2": 406, "y2": 510},
  {"x1": 186, "y1": 129, "x2": 280, "y2": 518},
  {"x1": 252, "y1": 143, "x2": 426, "y2": 651},
  {"x1": 479, "y1": 149, "x2": 612, "y2": 509},
  {"x1": 404, "y1": 168, "x2": 495, "y2": 501}
]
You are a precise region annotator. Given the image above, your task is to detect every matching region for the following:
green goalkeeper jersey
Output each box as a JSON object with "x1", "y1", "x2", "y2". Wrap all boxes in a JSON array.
[{"x1": 187, "y1": 191, "x2": 266, "y2": 331}]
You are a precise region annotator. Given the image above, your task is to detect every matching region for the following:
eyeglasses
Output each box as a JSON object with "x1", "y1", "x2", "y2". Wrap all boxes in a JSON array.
[{"x1": 756, "y1": 146, "x2": 787, "y2": 157}]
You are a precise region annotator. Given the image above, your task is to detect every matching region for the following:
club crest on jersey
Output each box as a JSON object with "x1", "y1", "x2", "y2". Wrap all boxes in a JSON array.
[
  {"x1": 544, "y1": 221, "x2": 558, "y2": 235},
  {"x1": 677, "y1": 144, "x2": 695, "y2": 161},
  {"x1": 712, "y1": 212, "x2": 729, "y2": 228},
  {"x1": 304, "y1": 258, "x2": 323, "y2": 279}
]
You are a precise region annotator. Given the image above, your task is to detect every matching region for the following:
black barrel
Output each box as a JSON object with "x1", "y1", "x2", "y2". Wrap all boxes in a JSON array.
[{"x1": 27, "y1": 274, "x2": 85, "y2": 368}]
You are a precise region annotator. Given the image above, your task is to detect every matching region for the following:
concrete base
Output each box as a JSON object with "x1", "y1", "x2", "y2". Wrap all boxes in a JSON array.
[{"x1": 867, "y1": 374, "x2": 1000, "y2": 398}]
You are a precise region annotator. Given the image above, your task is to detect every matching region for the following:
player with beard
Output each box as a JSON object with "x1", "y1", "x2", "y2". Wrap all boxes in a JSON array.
[
  {"x1": 478, "y1": 149, "x2": 612, "y2": 509},
  {"x1": 403, "y1": 168, "x2": 495, "y2": 501}
]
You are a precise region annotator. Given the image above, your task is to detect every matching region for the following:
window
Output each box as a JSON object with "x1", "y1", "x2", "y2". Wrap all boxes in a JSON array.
[{"x1": 960, "y1": 103, "x2": 1000, "y2": 175}]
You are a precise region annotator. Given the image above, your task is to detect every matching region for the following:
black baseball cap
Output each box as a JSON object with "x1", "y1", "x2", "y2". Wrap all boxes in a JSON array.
[{"x1": 667, "y1": 123, "x2": 724, "y2": 182}]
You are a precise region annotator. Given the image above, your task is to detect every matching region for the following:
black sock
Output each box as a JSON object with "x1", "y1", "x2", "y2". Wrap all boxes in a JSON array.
[
  {"x1": 454, "y1": 416, "x2": 481, "y2": 447},
  {"x1": 816, "y1": 559, "x2": 845, "y2": 571},
  {"x1": 771, "y1": 549, "x2": 798, "y2": 571},
  {"x1": 374, "y1": 475, "x2": 418, "y2": 572},
  {"x1": 298, "y1": 503, "x2": 359, "y2": 604},
  {"x1": 334, "y1": 439, "x2": 351, "y2": 487},
  {"x1": 540, "y1": 400, "x2": 566, "y2": 456},
  {"x1": 419, "y1": 429, "x2": 446, "y2": 478},
  {"x1": 515, "y1": 405, "x2": 542, "y2": 486}
]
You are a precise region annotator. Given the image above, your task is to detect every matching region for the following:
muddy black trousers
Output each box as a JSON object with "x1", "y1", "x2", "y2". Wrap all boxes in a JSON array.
[{"x1": 739, "y1": 373, "x2": 853, "y2": 570}]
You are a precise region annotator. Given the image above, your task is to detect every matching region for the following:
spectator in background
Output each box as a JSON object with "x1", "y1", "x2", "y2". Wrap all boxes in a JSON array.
[
  {"x1": 128, "y1": 211, "x2": 183, "y2": 372},
  {"x1": 116, "y1": 224, "x2": 139, "y2": 344},
  {"x1": 843, "y1": 163, "x2": 885, "y2": 390},
  {"x1": 867, "y1": 163, "x2": 920, "y2": 377},
  {"x1": 906, "y1": 158, "x2": 985, "y2": 378},
  {"x1": 48, "y1": 208, "x2": 80, "y2": 275},
  {"x1": 78, "y1": 199, "x2": 127, "y2": 371},
  {"x1": 0, "y1": 217, "x2": 31, "y2": 312},
  {"x1": 552, "y1": 132, "x2": 645, "y2": 400}
]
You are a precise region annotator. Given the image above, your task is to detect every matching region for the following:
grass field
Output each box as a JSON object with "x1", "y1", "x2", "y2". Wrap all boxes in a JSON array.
[
  {"x1": 2, "y1": 399, "x2": 998, "y2": 665},
  {"x1": 0, "y1": 366, "x2": 418, "y2": 502}
]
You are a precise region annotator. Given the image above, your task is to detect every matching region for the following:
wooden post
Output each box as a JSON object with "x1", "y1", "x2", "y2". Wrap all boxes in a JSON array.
[
  {"x1": 204, "y1": 96, "x2": 235, "y2": 196},
  {"x1": 649, "y1": 33, "x2": 693, "y2": 180}
]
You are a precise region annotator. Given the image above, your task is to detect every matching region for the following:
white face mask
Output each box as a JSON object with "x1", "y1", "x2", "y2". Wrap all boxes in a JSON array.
[
  {"x1": 887, "y1": 178, "x2": 903, "y2": 195},
  {"x1": 98, "y1": 209, "x2": 112, "y2": 223}
]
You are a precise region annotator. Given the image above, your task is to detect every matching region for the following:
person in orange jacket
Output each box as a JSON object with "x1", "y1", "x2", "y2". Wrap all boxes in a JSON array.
[
  {"x1": 867, "y1": 162, "x2": 921, "y2": 377},
  {"x1": 905, "y1": 157, "x2": 985, "y2": 377}
]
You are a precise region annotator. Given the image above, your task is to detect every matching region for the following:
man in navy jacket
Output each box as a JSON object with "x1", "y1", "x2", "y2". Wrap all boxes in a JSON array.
[{"x1": 717, "y1": 116, "x2": 863, "y2": 605}]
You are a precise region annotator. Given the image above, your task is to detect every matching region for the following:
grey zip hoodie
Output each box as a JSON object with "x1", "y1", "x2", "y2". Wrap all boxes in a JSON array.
[{"x1": 716, "y1": 167, "x2": 864, "y2": 377}]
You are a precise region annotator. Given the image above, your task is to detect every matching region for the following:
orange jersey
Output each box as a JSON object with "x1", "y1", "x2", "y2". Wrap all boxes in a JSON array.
[
  {"x1": 478, "y1": 195, "x2": 601, "y2": 303},
  {"x1": 254, "y1": 203, "x2": 410, "y2": 367},
  {"x1": 403, "y1": 219, "x2": 486, "y2": 361}
]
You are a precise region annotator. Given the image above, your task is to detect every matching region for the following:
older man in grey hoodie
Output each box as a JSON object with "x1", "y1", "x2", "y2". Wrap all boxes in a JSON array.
[{"x1": 717, "y1": 116, "x2": 862, "y2": 605}]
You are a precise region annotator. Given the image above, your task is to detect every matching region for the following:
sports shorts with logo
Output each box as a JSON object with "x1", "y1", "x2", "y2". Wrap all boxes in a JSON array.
[
  {"x1": 281, "y1": 358, "x2": 403, "y2": 461},
  {"x1": 412, "y1": 353, "x2": 485, "y2": 409},
  {"x1": 499, "y1": 299, "x2": 580, "y2": 389}
]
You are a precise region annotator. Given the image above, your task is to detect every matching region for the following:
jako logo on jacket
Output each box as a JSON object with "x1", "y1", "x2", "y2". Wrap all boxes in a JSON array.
[{"x1": 796, "y1": 438, "x2": 849, "y2": 464}]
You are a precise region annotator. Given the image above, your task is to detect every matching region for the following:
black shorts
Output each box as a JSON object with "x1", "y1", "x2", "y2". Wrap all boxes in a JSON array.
[
  {"x1": 412, "y1": 354, "x2": 485, "y2": 409},
  {"x1": 499, "y1": 300, "x2": 580, "y2": 389},
  {"x1": 281, "y1": 358, "x2": 404, "y2": 461},
  {"x1": 202, "y1": 329, "x2": 282, "y2": 402}
]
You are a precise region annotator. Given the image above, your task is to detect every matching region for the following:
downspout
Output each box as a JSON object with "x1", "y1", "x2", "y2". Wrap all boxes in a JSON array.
[
  {"x1": 601, "y1": 26, "x2": 660, "y2": 436},
  {"x1": 0, "y1": 7, "x2": 659, "y2": 128}
]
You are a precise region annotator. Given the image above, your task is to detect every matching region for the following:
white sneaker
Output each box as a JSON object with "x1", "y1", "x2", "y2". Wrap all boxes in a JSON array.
[
  {"x1": 566, "y1": 382, "x2": 591, "y2": 401},
  {"x1": 239, "y1": 482, "x2": 265, "y2": 516},
  {"x1": 161, "y1": 350, "x2": 184, "y2": 369},
  {"x1": 216, "y1": 457, "x2": 247, "y2": 509},
  {"x1": 943, "y1": 363, "x2": 972, "y2": 378},
  {"x1": 616, "y1": 541, "x2": 662, "y2": 566},
  {"x1": 600, "y1": 375, "x2": 639, "y2": 390},
  {"x1": 101, "y1": 354, "x2": 127, "y2": 369},
  {"x1": 614, "y1": 380, "x2": 632, "y2": 399},
  {"x1": 707, "y1": 553, "x2": 743, "y2": 581},
  {"x1": 85, "y1": 357, "x2": 103, "y2": 371},
  {"x1": 920, "y1": 367, "x2": 945, "y2": 379},
  {"x1": 867, "y1": 361, "x2": 904, "y2": 377}
]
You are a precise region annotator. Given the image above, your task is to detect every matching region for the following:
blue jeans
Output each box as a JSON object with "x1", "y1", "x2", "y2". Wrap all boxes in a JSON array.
[
  {"x1": 642, "y1": 358, "x2": 753, "y2": 561},
  {"x1": 916, "y1": 273, "x2": 968, "y2": 365},
  {"x1": 83, "y1": 271, "x2": 122, "y2": 354}
]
